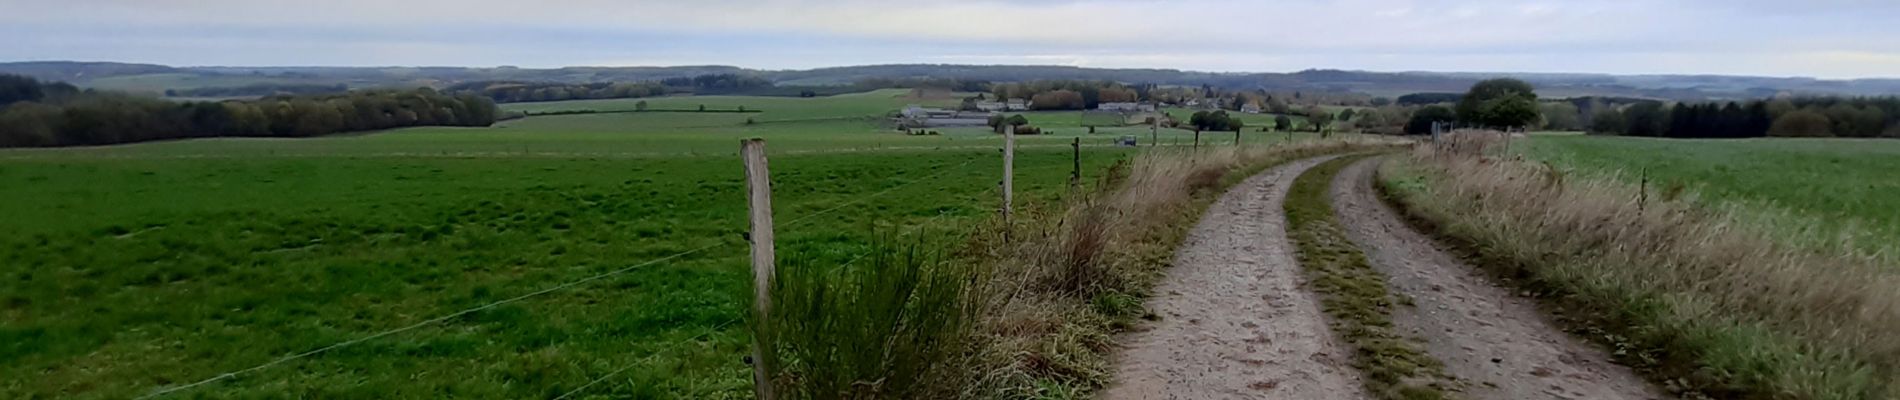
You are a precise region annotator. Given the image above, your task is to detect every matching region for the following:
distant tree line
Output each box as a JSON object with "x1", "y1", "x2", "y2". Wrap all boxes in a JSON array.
[
  {"x1": 447, "y1": 81, "x2": 673, "y2": 103},
  {"x1": 168, "y1": 83, "x2": 349, "y2": 98},
  {"x1": 990, "y1": 80, "x2": 1144, "y2": 110},
  {"x1": 1589, "y1": 97, "x2": 1900, "y2": 138},
  {"x1": 449, "y1": 73, "x2": 775, "y2": 103},
  {"x1": 855, "y1": 77, "x2": 990, "y2": 92},
  {"x1": 1187, "y1": 110, "x2": 1244, "y2": 131},
  {"x1": 1395, "y1": 92, "x2": 1462, "y2": 105},
  {"x1": 0, "y1": 74, "x2": 497, "y2": 147},
  {"x1": 658, "y1": 74, "x2": 775, "y2": 94}
]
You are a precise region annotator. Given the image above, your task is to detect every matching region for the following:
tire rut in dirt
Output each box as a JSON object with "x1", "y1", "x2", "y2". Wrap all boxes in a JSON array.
[
  {"x1": 1103, "y1": 155, "x2": 1366, "y2": 400},
  {"x1": 1329, "y1": 157, "x2": 1666, "y2": 400}
]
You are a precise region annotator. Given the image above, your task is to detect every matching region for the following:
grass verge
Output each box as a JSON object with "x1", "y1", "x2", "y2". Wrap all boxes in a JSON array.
[
  {"x1": 1283, "y1": 154, "x2": 1451, "y2": 400},
  {"x1": 1377, "y1": 141, "x2": 1900, "y2": 400}
]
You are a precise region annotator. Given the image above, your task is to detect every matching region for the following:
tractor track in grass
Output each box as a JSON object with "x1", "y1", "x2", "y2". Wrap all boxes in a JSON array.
[
  {"x1": 1330, "y1": 156, "x2": 1665, "y2": 400},
  {"x1": 1103, "y1": 153, "x2": 1666, "y2": 400}
]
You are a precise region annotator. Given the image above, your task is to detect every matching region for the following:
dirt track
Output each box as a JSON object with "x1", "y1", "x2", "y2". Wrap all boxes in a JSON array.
[
  {"x1": 1329, "y1": 157, "x2": 1664, "y2": 400},
  {"x1": 1103, "y1": 156, "x2": 1365, "y2": 400}
]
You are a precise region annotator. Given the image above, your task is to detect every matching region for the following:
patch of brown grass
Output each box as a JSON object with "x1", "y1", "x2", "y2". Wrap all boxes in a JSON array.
[{"x1": 1379, "y1": 137, "x2": 1900, "y2": 400}]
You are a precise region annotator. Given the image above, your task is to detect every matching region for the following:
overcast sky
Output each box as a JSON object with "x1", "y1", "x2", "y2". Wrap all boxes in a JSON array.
[{"x1": 4, "y1": 0, "x2": 1899, "y2": 78}]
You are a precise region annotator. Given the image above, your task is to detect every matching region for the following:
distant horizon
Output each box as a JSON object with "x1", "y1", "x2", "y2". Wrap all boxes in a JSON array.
[
  {"x1": 9, "y1": 59, "x2": 1895, "y2": 82},
  {"x1": 7, "y1": 1, "x2": 1900, "y2": 80}
]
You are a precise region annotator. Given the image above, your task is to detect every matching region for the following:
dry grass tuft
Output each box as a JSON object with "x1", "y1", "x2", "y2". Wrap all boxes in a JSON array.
[{"x1": 1381, "y1": 136, "x2": 1900, "y2": 400}]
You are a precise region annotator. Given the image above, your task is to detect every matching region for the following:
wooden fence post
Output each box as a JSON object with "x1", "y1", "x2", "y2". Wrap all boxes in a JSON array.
[
  {"x1": 740, "y1": 139, "x2": 778, "y2": 400},
  {"x1": 1070, "y1": 137, "x2": 1081, "y2": 188},
  {"x1": 1003, "y1": 124, "x2": 1015, "y2": 223},
  {"x1": 1150, "y1": 118, "x2": 1158, "y2": 147},
  {"x1": 1234, "y1": 129, "x2": 1241, "y2": 146}
]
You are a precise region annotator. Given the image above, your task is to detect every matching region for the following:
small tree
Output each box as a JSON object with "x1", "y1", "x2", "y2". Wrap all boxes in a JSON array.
[
  {"x1": 1768, "y1": 110, "x2": 1833, "y2": 137},
  {"x1": 1589, "y1": 109, "x2": 1627, "y2": 135},
  {"x1": 1338, "y1": 108, "x2": 1356, "y2": 121},
  {"x1": 1457, "y1": 78, "x2": 1537, "y2": 126},
  {"x1": 1540, "y1": 102, "x2": 1582, "y2": 131},
  {"x1": 1482, "y1": 94, "x2": 1540, "y2": 129},
  {"x1": 1309, "y1": 112, "x2": 1334, "y2": 133},
  {"x1": 1355, "y1": 111, "x2": 1386, "y2": 130},
  {"x1": 1404, "y1": 105, "x2": 1456, "y2": 135},
  {"x1": 635, "y1": 100, "x2": 649, "y2": 111}
]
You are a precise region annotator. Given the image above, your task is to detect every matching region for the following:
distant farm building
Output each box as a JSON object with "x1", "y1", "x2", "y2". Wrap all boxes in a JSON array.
[
  {"x1": 1096, "y1": 102, "x2": 1156, "y2": 112},
  {"x1": 974, "y1": 101, "x2": 1006, "y2": 112},
  {"x1": 1241, "y1": 104, "x2": 1262, "y2": 114},
  {"x1": 900, "y1": 104, "x2": 991, "y2": 128},
  {"x1": 1005, "y1": 99, "x2": 1030, "y2": 111}
]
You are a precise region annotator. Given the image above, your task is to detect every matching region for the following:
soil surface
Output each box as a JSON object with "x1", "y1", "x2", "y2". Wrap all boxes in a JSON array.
[
  {"x1": 1329, "y1": 157, "x2": 1665, "y2": 400},
  {"x1": 1102, "y1": 156, "x2": 1365, "y2": 400}
]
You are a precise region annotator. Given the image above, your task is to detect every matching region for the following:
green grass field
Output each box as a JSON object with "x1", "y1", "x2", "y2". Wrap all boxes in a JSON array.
[
  {"x1": 0, "y1": 89, "x2": 1339, "y2": 399},
  {"x1": 1522, "y1": 135, "x2": 1900, "y2": 246}
]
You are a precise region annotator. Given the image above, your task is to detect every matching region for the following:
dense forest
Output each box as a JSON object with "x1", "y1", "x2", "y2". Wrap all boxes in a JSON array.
[
  {"x1": 0, "y1": 74, "x2": 497, "y2": 147},
  {"x1": 1590, "y1": 97, "x2": 1900, "y2": 138}
]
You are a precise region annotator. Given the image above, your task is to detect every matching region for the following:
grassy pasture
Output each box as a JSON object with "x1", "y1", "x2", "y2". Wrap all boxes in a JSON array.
[
  {"x1": 0, "y1": 88, "x2": 1346, "y2": 399},
  {"x1": 1521, "y1": 135, "x2": 1900, "y2": 247},
  {"x1": 0, "y1": 89, "x2": 1203, "y2": 399}
]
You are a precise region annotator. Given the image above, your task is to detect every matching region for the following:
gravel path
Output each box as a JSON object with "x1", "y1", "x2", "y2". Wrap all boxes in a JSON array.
[
  {"x1": 1329, "y1": 157, "x2": 1665, "y2": 400},
  {"x1": 1102, "y1": 156, "x2": 1366, "y2": 400}
]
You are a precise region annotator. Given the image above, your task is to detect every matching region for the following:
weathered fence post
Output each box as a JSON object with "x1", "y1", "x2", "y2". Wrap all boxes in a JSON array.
[
  {"x1": 1193, "y1": 129, "x2": 1201, "y2": 149},
  {"x1": 1003, "y1": 124, "x2": 1015, "y2": 223},
  {"x1": 1070, "y1": 137, "x2": 1081, "y2": 188},
  {"x1": 1234, "y1": 129, "x2": 1241, "y2": 146},
  {"x1": 740, "y1": 138, "x2": 778, "y2": 400},
  {"x1": 1150, "y1": 118, "x2": 1158, "y2": 147}
]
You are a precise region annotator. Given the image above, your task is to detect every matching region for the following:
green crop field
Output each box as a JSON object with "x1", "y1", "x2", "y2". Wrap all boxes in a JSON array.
[
  {"x1": 1522, "y1": 135, "x2": 1900, "y2": 246},
  {"x1": 0, "y1": 89, "x2": 1335, "y2": 399}
]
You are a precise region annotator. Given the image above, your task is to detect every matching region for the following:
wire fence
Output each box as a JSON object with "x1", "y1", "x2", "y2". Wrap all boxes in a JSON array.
[{"x1": 134, "y1": 153, "x2": 992, "y2": 399}]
